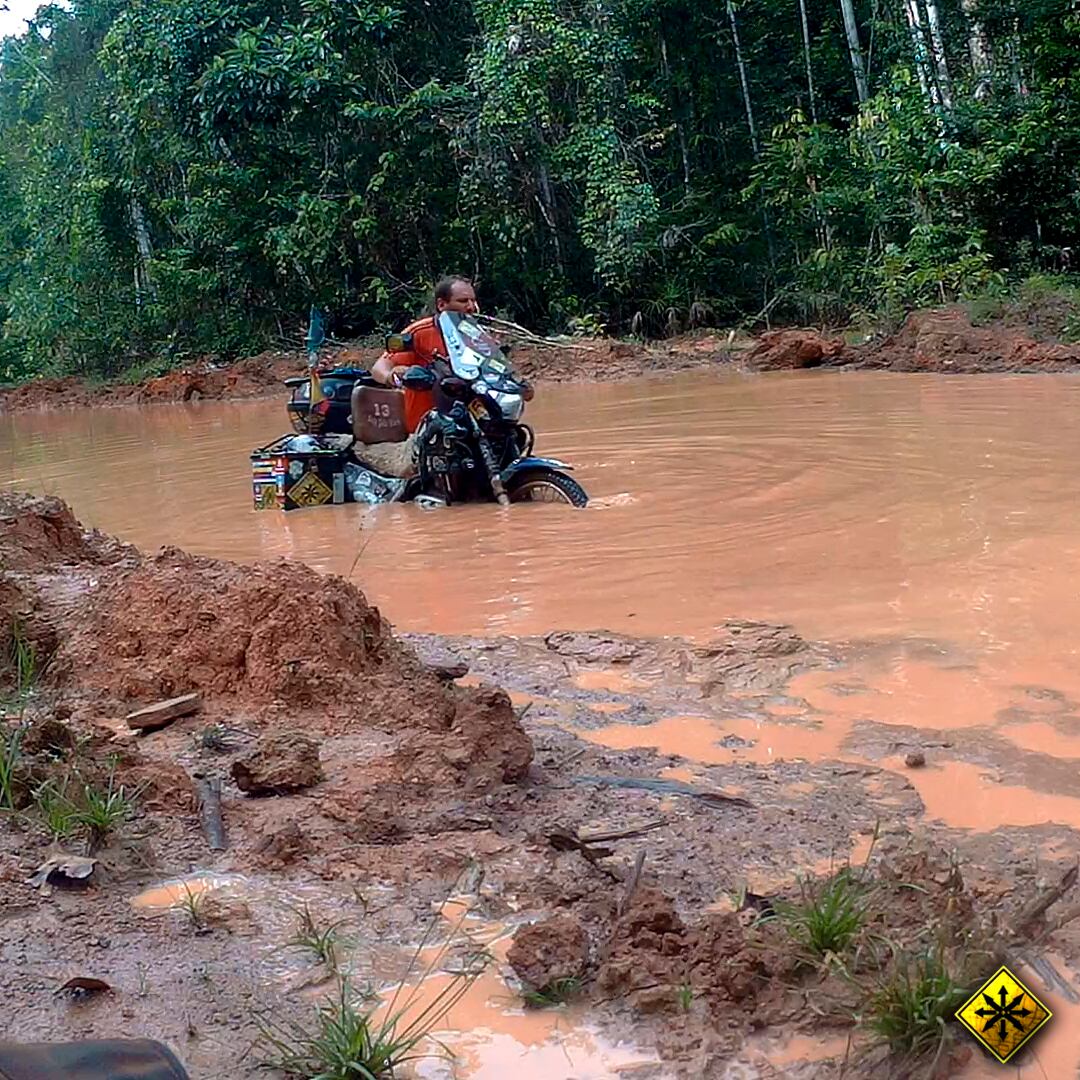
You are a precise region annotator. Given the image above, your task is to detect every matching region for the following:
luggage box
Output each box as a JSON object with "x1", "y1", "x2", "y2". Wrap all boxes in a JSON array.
[{"x1": 250, "y1": 434, "x2": 351, "y2": 511}]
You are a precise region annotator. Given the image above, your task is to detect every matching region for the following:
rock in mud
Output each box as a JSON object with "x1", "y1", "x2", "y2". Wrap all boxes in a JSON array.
[
  {"x1": 253, "y1": 820, "x2": 311, "y2": 867},
  {"x1": 231, "y1": 731, "x2": 323, "y2": 796},
  {"x1": 507, "y1": 913, "x2": 590, "y2": 990},
  {"x1": 744, "y1": 328, "x2": 846, "y2": 370},
  {"x1": 19, "y1": 715, "x2": 75, "y2": 756},
  {"x1": 904, "y1": 750, "x2": 926, "y2": 768},
  {"x1": 398, "y1": 686, "x2": 534, "y2": 789}
]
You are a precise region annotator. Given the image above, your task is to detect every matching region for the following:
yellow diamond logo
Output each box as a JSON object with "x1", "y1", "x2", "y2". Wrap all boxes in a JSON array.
[
  {"x1": 288, "y1": 470, "x2": 332, "y2": 507},
  {"x1": 956, "y1": 965, "x2": 1052, "y2": 1064}
]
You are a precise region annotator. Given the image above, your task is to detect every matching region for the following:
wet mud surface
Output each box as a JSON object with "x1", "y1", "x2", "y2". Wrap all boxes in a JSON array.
[{"x1": 4, "y1": 494, "x2": 1080, "y2": 1078}]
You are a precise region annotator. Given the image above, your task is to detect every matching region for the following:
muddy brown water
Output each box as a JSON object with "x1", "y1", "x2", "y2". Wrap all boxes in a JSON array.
[
  {"x1": 7, "y1": 368, "x2": 1080, "y2": 1075},
  {"x1": 7, "y1": 369, "x2": 1080, "y2": 826}
]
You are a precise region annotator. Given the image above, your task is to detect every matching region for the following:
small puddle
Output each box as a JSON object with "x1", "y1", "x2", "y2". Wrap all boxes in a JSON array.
[
  {"x1": 573, "y1": 669, "x2": 655, "y2": 694},
  {"x1": 369, "y1": 902, "x2": 664, "y2": 1079},
  {"x1": 581, "y1": 712, "x2": 851, "y2": 765},
  {"x1": 745, "y1": 1031, "x2": 849, "y2": 1069},
  {"x1": 588, "y1": 701, "x2": 632, "y2": 715},
  {"x1": 889, "y1": 758, "x2": 1080, "y2": 830},
  {"x1": 1000, "y1": 720, "x2": 1080, "y2": 759},
  {"x1": 131, "y1": 872, "x2": 244, "y2": 910}
]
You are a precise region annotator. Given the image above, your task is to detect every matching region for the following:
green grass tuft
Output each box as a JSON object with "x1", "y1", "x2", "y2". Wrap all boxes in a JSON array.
[
  {"x1": 288, "y1": 903, "x2": 348, "y2": 968},
  {"x1": 864, "y1": 946, "x2": 970, "y2": 1062},
  {"x1": 0, "y1": 725, "x2": 21, "y2": 811},
  {"x1": 771, "y1": 866, "x2": 871, "y2": 961},
  {"x1": 522, "y1": 976, "x2": 583, "y2": 1009}
]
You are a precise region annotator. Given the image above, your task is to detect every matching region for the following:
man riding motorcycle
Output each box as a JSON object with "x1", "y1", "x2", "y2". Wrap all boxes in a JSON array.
[{"x1": 362, "y1": 276, "x2": 531, "y2": 478}]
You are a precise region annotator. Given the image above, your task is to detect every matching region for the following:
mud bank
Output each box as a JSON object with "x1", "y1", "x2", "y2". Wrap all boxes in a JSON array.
[
  {"x1": 6, "y1": 304, "x2": 1079, "y2": 416},
  {"x1": 0, "y1": 334, "x2": 713, "y2": 415},
  {"x1": 746, "y1": 306, "x2": 1080, "y2": 374},
  {"x1": 3, "y1": 495, "x2": 1080, "y2": 1079}
]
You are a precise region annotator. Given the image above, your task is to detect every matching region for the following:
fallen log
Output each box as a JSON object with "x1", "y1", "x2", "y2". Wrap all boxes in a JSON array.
[{"x1": 193, "y1": 773, "x2": 227, "y2": 851}]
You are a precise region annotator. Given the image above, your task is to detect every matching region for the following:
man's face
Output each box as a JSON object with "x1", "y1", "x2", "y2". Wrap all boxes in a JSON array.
[{"x1": 437, "y1": 281, "x2": 478, "y2": 314}]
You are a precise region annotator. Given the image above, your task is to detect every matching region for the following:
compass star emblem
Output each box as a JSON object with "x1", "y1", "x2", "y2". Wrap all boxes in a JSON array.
[{"x1": 956, "y1": 966, "x2": 1052, "y2": 1064}]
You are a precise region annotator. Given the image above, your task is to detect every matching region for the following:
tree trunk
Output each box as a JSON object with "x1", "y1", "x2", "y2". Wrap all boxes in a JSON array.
[
  {"x1": 798, "y1": 0, "x2": 819, "y2": 122},
  {"x1": 726, "y1": 0, "x2": 775, "y2": 264},
  {"x1": 1006, "y1": 19, "x2": 1026, "y2": 95},
  {"x1": 902, "y1": 0, "x2": 941, "y2": 110},
  {"x1": 660, "y1": 31, "x2": 692, "y2": 189},
  {"x1": 838, "y1": 0, "x2": 870, "y2": 104},
  {"x1": 923, "y1": 0, "x2": 954, "y2": 111},
  {"x1": 726, "y1": 0, "x2": 760, "y2": 158},
  {"x1": 535, "y1": 160, "x2": 566, "y2": 278},
  {"x1": 960, "y1": 0, "x2": 994, "y2": 99},
  {"x1": 129, "y1": 196, "x2": 156, "y2": 307}
]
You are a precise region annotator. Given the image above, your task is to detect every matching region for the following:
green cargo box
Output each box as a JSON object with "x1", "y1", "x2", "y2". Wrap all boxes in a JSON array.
[{"x1": 251, "y1": 434, "x2": 351, "y2": 511}]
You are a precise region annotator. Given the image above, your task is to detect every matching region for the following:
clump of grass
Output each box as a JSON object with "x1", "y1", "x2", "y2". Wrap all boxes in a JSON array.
[
  {"x1": 197, "y1": 724, "x2": 232, "y2": 753},
  {"x1": 522, "y1": 976, "x2": 583, "y2": 1009},
  {"x1": 771, "y1": 866, "x2": 872, "y2": 961},
  {"x1": 676, "y1": 982, "x2": 694, "y2": 1012},
  {"x1": 288, "y1": 903, "x2": 348, "y2": 967},
  {"x1": 258, "y1": 978, "x2": 434, "y2": 1080},
  {"x1": 864, "y1": 946, "x2": 971, "y2": 1064},
  {"x1": 2, "y1": 616, "x2": 38, "y2": 709},
  {"x1": 0, "y1": 725, "x2": 21, "y2": 811},
  {"x1": 73, "y1": 767, "x2": 138, "y2": 850},
  {"x1": 32, "y1": 778, "x2": 78, "y2": 840},
  {"x1": 179, "y1": 884, "x2": 207, "y2": 930},
  {"x1": 258, "y1": 896, "x2": 489, "y2": 1079}
]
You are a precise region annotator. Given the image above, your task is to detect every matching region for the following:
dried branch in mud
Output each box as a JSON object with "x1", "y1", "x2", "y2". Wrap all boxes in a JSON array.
[
  {"x1": 1011, "y1": 861, "x2": 1078, "y2": 938},
  {"x1": 474, "y1": 315, "x2": 599, "y2": 353},
  {"x1": 547, "y1": 818, "x2": 665, "y2": 876},
  {"x1": 572, "y1": 774, "x2": 754, "y2": 808},
  {"x1": 193, "y1": 773, "x2": 227, "y2": 852},
  {"x1": 578, "y1": 818, "x2": 667, "y2": 845}
]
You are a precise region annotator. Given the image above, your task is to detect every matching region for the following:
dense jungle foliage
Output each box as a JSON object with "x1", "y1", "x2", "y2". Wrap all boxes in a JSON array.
[{"x1": 1, "y1": 0, "x2": 1079, "y2": 379}]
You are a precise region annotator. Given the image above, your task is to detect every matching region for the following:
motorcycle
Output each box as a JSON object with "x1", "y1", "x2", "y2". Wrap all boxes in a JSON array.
[{"x1": 345, "y1": 311, "x2": 589, "y2": 508}]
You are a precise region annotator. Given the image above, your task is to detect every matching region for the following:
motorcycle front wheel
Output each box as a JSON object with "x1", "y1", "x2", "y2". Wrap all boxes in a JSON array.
[{"x1": 506, "y1": 469, "x2": 588, "y2": 507}]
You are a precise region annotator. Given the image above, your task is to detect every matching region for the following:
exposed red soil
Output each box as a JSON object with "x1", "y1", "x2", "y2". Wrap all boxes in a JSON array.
[
  {"x1": 1, "y1": 493, "x2": 533, "y2": 795},
  {"x1": 744, "y1": 306, "x2": 1080, "y2": 374},
  {"x1": 6, "y1": 306, "x2": 1080, "y2": 415}
]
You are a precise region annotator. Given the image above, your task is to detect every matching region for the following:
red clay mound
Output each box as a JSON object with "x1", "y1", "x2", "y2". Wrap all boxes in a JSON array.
[
  {"x1": 0, "y1": 493, "x2": 121, "y2": 573},
  {"x1": 2, "y1": 493, "x2": 533, "y2": 791},
  {"x1": 51, "y1": 546, "x2": 402, "y2": 706},
  {"x1": 859, "y1": 307, "x2": 1080, "y2": 372},
  {"x1": 743, "y1": 328, "x2": 847, "y2": 370}
]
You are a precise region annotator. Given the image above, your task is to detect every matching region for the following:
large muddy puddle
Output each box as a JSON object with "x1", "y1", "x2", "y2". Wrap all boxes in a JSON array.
[
  {"x1": 7, "y1": 369, "x2": 1080, "y2": 1074},
  {"x1": 7, "y1": 370, "x2": 1080, "y2": 817},
  {"x1": 5, "y1": 369, "x2": 1080, "y2": 647}
]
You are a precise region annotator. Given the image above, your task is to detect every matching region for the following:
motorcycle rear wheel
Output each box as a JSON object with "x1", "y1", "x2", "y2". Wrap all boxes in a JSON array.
[{"x1": 506, "y1": 469, "x2": 588, "y2": 507}]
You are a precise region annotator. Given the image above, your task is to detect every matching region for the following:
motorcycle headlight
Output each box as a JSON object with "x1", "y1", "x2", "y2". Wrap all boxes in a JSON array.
[{"x1": 490, "y1": 391, "x2": 524, "y2": 421}]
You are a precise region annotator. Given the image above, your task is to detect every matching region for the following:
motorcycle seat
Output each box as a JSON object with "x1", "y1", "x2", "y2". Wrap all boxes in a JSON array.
[{"x1": 351, "y1": 384, "x2": 408, "y2": 445}]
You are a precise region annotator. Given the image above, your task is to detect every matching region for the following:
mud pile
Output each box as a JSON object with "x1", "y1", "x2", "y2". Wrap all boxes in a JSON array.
[
  {"x1": 0, "y1": 492, "x2": 533, "y2": 791},
  {"x1": 743, "y1": 327, "x2": 847, "y2": 370},
  {"x1": 0, "y1": 350, "x2": 310, "y2": 413},
  {"x1": 858, "y1": 307, "x2": 1080, "y2": 372},
  {"x1": 741, "y1": 307, "x2": 1080, "y2": 374}
]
